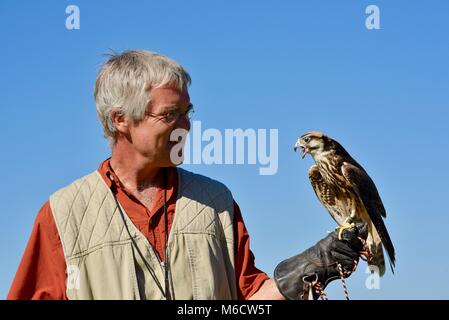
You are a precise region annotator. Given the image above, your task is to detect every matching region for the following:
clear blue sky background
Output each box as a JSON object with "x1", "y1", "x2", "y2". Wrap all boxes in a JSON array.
[{"x1": 1, "y1": 0, "x2": 448, "y2": 299}]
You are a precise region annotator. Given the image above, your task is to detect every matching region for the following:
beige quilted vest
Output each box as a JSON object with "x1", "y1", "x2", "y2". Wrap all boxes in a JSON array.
[{"x1": 49, "y1": 168, "x2": 237, "y2": 300}]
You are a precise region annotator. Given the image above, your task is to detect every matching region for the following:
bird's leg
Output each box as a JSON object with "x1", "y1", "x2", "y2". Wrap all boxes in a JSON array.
[
  {"x1": 357, "y1": 237, "x2": 373, "y2": 262},
  {"x1": 336, "y1": 209, "x2": 357, "y2": 240}
]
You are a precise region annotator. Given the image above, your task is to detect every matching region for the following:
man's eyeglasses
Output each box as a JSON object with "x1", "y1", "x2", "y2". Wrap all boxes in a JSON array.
[{"x1": 145, "y1": 103, "x2": 194, "y2": 124}]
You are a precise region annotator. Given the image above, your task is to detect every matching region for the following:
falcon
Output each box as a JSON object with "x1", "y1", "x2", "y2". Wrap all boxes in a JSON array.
[{"x1": 294, "y1": 131, "x2": 395, "y2": 276}]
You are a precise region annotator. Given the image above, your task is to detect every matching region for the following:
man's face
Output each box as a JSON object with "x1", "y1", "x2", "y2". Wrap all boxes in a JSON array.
[{"x1": 127, "y1": 86, "x2": 191, "y2": 167}]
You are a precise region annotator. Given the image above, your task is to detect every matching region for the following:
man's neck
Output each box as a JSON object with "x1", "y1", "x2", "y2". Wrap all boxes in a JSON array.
[{"x1": 110, "y1": 146, "x2": 163, "y2": 193}]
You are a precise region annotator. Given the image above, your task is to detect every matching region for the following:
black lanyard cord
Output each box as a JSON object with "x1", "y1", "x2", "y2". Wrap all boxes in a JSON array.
[
  {"x1": 108, "y1": 171, "x2": 169, "y2": 299},
  {"x1": 162, "y1": 168, "x2": 171, "y2": 300}
]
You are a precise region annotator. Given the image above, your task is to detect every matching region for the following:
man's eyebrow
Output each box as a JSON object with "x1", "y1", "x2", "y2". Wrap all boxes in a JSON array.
[
  {"x1": 161, "y1": 103, "x2": 192, "y2": 112},
  {"x1": 159, "y1": 105, "x2": 179, "y2": 112}
]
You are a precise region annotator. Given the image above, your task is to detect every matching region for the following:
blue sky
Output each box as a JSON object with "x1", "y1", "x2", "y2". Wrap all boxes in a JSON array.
[{"x1": 1, "y1": 0, "x2": 448, "y2": 299}]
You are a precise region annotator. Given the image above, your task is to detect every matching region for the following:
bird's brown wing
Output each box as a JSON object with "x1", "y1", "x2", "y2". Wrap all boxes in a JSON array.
[
  {"x1": 308, "y1": 165, "x2": 346, "y2": 226},
  {"x1": 341, "y1": 162, "x2": 396, "y2": 271}
]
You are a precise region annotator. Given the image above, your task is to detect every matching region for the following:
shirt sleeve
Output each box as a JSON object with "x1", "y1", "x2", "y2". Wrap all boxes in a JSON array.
[
  {"x1": 7, "y1": 201, "x2": 67, "y2": 300},
  {"x1": 233, "y1": 201, "x2": 269, "y2": 300}
]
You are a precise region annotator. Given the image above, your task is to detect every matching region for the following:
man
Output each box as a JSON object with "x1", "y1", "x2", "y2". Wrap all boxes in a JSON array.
[{"x1": 8, "y1": 50, "x2": 364, "y2": 300}]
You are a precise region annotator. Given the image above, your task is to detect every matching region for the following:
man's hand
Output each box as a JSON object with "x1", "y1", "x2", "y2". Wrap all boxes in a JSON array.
[{"x1": 273, "y1": 223, "x2": 368, "y2": 300}]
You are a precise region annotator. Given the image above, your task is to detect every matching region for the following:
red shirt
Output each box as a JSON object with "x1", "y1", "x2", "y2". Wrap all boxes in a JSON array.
[{"x1": 7, "y1": 160, "x2": 268, "y2": 300}]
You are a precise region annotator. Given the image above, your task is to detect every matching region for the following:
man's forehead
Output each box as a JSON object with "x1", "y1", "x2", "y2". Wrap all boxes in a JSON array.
[{"x1": 148, "y1": 86, "x2": 190, "y2": 109}]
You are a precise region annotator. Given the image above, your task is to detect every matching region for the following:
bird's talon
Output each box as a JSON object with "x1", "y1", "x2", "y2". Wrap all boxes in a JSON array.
[{"x1": 336, "y1": 221, "x2": 354, "y2": 240}]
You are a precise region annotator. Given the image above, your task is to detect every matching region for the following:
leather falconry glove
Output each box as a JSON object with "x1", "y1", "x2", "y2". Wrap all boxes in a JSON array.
[{"x1": 274, "y1": 223, "x2": 368, "y2": 300}]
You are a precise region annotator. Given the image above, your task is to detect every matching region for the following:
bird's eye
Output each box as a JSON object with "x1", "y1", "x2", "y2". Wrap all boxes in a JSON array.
[{"x1": 303, "y1": 137, "x2": 311, "y2": 143}]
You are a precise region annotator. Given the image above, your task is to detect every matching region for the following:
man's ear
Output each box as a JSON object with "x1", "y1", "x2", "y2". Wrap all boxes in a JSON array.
[{"x1": 111, "y1": 108, "x2": 128, "y2": 134}]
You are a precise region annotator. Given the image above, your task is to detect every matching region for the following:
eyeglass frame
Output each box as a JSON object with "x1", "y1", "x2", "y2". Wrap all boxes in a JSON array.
[{"x1": 144, "y1": 103, "x2": 194, "y2": 124}]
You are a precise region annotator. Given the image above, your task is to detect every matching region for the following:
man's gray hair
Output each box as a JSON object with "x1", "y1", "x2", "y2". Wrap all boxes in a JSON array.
[{"x1": 94, "y1": 50, "x2": 191, "y2": 144}]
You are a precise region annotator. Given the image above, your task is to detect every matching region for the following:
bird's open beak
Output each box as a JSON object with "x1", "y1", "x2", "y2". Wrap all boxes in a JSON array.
[{"x1": 294, "y1": 140, "x2": 308, "y2": 159}]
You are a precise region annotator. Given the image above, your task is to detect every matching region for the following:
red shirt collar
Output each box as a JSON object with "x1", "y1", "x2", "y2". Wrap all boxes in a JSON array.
[{"x1": 97, "y1": 158, "x2": 177, "y2": 202}]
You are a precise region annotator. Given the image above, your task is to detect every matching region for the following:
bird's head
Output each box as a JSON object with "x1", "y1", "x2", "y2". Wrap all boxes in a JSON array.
[{"x1": 294, "y1": 131, "x2": 328, "y2": 160}]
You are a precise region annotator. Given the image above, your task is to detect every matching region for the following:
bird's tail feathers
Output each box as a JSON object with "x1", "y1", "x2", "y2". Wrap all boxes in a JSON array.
[{"x1": 367, "y1": 230, "x2": 386, "y2": 277}]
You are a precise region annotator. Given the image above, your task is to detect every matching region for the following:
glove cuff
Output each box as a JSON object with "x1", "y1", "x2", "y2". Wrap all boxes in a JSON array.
[{"x1": 273, "y1": 251, "x2": 313, "y2": 300}]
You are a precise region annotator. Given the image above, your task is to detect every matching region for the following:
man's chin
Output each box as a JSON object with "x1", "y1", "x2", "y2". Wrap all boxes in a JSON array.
[
  {"x1": 166, "y1": 161, "x2": 181, "y2": 167},
  {"x1": 167, "y1": 144, "x2": 185, "y2": 166},
  {"x1": 162, "y1": 155, "x2": 183, "y2": 167}
]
